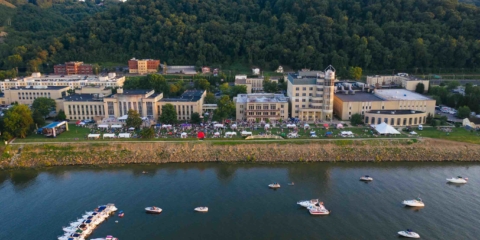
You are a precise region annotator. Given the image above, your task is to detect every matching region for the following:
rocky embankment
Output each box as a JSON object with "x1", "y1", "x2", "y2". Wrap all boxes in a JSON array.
[{"x1": 1, "y1": 139, "x2": 480, "y2": 168}]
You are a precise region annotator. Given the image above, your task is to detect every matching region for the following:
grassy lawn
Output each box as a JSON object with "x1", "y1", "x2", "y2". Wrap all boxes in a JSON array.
[
  {"x1": 16, "y1": 125, "x2": 91, "y2": 142},
  {"x1": 415, "y1": 126, "x2": 480, "y2": 144}
]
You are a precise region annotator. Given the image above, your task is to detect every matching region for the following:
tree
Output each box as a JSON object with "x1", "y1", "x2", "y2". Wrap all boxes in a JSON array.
[
  {"x1": 457, "y1": 106, "x2": 471, "y2": 119},
  {"x1": 32, "y1": 110, "x2": 45, "y2": 127},
  {"x1": 194, "y1": 79, "x2": 211, "y2": 91},
  {"x1": 415, "y1": 83, "x2": 425, "y2": 94},
  {"x1": 5, "y1": 54, "x2": 23, "y2": 69},
  {"x1": 126, "y1": 109, "x2": 142, "y2": 129},
  {"x1": 350, "y1": 113, "x2": 363, "y2": 125},
  {"x1": 56, "y1": 109, "x2": 66, "y2": 121},
  {"x1": 32, "y1": 97, "x2": 56, "y2": 118},
  {"x1": 263, "y1": 77, "x2": 278, "y2": 93},
  {"x1": 204, "y1": 92, "x2": 217, "y2": 104},
  {"x1": 140, "y1": 127, "x2": 155, "y2": 139},
  {"x1": 348, "y1": 67, "x2": 362, "y2": 80},
  {"x1": 426, "y1": 113, "x2": 433, "y2": 125},
  {"x1": 446, "y1": 81, "x2": 460, "y2": 90},
  {"x1": 147, "y1": 74, "x2": 168, "y2": 94},
  {"x1": 214, "y1": 96, "x2": 235, "y2": 121},
  {"x1": 230, "y1": 85, "x2": 247, "y2": 98},
  {"x1": 159, "y1": 104, "x2": 177, "y2": 124},
  {"x1": 191, "y1": 112, "x2": 201, "y2": 124},
  {"x1": 219, "y1": 83, "x2": 230, "y2": 94},
  {"x1": 3, "y1": 105, "x2": 34, "y2": 139}
]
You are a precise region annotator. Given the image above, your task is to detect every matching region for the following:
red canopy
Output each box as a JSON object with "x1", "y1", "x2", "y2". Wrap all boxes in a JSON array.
[
  {"x1": 323, "y1": 123, "x2": 329, "y2": 128},
  {"x1": 197, "y1": 132, "x2": 205, "y2": 139},
  {"x1": 76, "y1": 120, "x2": 82, "y2": 125}
]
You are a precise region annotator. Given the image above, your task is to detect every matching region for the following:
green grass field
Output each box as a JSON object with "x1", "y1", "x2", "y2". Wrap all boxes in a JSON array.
[{"x1": 415, "y1": 127, "x2": 480, "y2": 144}]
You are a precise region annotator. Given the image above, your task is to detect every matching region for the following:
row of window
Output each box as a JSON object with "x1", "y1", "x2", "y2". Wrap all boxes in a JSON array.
[
  {"x1": 365, "y1": 116, "x2": 426, "y2": 126},
  {"x1": 68, "y1": 104, "x2": 104, "y2": 116},
  {"x1": 247, "y1": 112, "x2": 279, "y2": 116}
]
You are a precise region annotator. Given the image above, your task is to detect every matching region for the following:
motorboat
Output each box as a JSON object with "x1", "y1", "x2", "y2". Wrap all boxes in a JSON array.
[
  {"x1": 308, "y1": 203, "x2": 330, "y2": 215},
  {"x1": 360, "y1": 175, "x2": 373, "y2": 181},
  {"x1": 398, "y1": 229, "x2": 420, "y2": 238},
  {"x1": 402, "y1": 198, "x2": 425, "y2": 207},
  {"x1": 145, "y1": 206, "x2": 163, "y2": 214},
  {"x1": 297, "y1": 199, "x2": 319, "y2": 208},
  {"x1": 106, "y1": 235, "x2": 119, "y2": 240},
  {"x1": 288, "y1": 182, "x2": 295, "y2": 186},
  {"x1": 447, "y1": 176, "x2": 468, "y2": 184},
  {"x1": 194, "y1": 207, "x2": 209, "y2": 212},
  {"x1": 268, "y1": 183, "x2": 281, "y2": 189},
  {"x1": 118, "y1": 211, "x2": 124, "y2": 217}
]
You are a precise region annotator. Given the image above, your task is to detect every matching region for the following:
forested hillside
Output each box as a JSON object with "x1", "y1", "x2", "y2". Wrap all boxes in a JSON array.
[{"x1": 3, "y1": 0, "x2": 480, "y2": 77}]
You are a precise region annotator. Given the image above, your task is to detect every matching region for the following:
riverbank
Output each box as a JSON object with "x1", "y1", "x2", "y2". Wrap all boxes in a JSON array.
[{"x1": 1, "y1": 138, "x2": 480, "y2": 169}]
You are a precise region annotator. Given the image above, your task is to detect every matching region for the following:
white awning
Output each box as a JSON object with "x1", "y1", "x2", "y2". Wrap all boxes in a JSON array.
[
  {"x1": 374, "y1": 122, "x2": 400, "y2": 134},
  {"x1": 111, "y1": 125, "x2": 122, "y2": 128},
  {"x1": 103, "y1": 134, "x2": 115, "y2": 138},
  {"x1": 88, "y1": 134, "x2": 100, "y2": 138},
  {"x1": 98, "y1": 124, "x2": 109, "y2": 128},
  {"x1": 118, "y1": 133, "x2": 131, "y2": 138},
  {"x1": 118, "y1": 115, "x2": 128, "y2": 120}
]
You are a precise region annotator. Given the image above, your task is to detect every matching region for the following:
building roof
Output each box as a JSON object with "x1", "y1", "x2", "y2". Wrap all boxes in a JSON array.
[
  {"x1": 235, "y1": 93, "x2": 288, "y2": 103},
  {"x1": 374, "y1": 89, "x2": 431, "y2": 101},
  {"x1": 335, "y1": 92, "x2": 384, "y2": 102},
  {"x1": 160, "y1": 90, "x2": 204, "y2": 102},
  {"x1": 63, "y1": 94, "x2": 108, "y2": 102},
  {"x1": 8, "y1": 86, "x2": 69, "y2": 91},
  {"x1": 119, "y1": 89, "x2": 153, "y2": 95},
  {"x1": 367, "y1": 109, "x2": 425, "y2": 115}
]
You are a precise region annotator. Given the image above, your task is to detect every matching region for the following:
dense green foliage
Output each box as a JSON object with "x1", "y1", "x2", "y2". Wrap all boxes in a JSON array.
[
  {"x1": 159, "y1": 104, "x2": 177, "y2": 124},
  {"x1": 126, "y1": 109, "x2": 142, "y2": 129},
  {"x1": 3, "y1": 104, "x2": 34, "y2": 139},
  {"x1": 429, "y1": 83, "x2": 480, "y2": 113},
  {"x1": 140, "y1": 127, "x2": 155, "y2": 138},
  {"x1": 123, "y1": 74, "x2": 187, "y2": 96},
  {"x1": 214, "y1": 96, "x2": 235, "y2": 121},
  {"x1": 415, "y1": 83, "x2": 425, "y2": 94},
  {"x1": 350, "y1": 113, "x2": 363, "y2": 125},
  {"x1": 32, "y1": 97, "x2": 56, "y2": 118},
  {"x1": 190, "y1": 112, "x2": 201, "y2": 124},
  {"x1": 457, "y1": 106, "x2": 471, "y2": 118},
  {"x1": 56, "y1": 109, "x2": 67, "y2": 121}
]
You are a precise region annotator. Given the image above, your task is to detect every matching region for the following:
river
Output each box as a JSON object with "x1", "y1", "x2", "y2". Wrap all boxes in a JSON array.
[{"x1": 1, "y1": 162, "x2": 479, "y2": 239}]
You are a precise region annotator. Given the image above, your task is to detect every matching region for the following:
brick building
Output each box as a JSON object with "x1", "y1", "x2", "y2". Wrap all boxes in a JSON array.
[
  {"x1": 54, "y1": 62, "x2": 93, "y2": 75},
  {"x1": 128, "y1": 58, "x2": 160, "y2": 74}
]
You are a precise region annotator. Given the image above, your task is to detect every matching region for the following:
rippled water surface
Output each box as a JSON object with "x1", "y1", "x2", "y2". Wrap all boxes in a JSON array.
[{"x1": 1, "y1": 162, "x2": 480, "y2": 240}]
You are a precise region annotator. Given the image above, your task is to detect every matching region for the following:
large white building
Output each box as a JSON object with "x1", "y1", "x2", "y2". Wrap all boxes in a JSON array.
[
  {"x1": 0, "y1": 72, "x2": 125, "y2": 92},
  {"x1": 286, "y1": 66, "x2": 336, "y2": 121},
  {"x1": 234, "y1": 93, "x2": 289, "y2": 121},
  {"x1": 366, "y1": 74, "x2": 429, "y2": 92}
]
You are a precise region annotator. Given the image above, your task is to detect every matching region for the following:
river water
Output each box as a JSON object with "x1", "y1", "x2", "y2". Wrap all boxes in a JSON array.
[{"x1": 1, "y1": 162, "x2": 480, "y2": 240}]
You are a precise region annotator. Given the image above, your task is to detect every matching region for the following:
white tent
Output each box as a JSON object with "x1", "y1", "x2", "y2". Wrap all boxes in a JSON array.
[
  {"x1": 374, "y1": 122, "x2": 400, "y2": 135},
  {"x1": 162, "y1": 124, "x2": 172, "y2": 129},
  {"x1": 241, "y1": 131, "x2": 253, "y2": 136},
  {"x1": 77, "y1": 122, "x2": 86, "y2": 126},
  {"x1": 98, "y1": 124, "x2": 109, "y2": 128},
  {"x1": 225, "y1": 132, "x2": 237, "y2": 137},
  {"x1": 264, "y1": 124, "x2": 270, "y2": 129},
  {"x1": 118, "y1": 115, "x2": 128, "y2": 120},
  {"x1": 341, "y1": 131, "x2": 354, "y2": 137},
  {"x1": 410, "y1": 131, "x2": 418, "y2": 135},
  {"x1": 118, "y1": 133, "x2": 131, "y2": 138},
  {"x1": 128, "y1": 127, "x2": 135, "y2": 131},
  {"x1": 231, "y1": 124, "x2": 237, "y2": 129},
  {"x1": 181, "y1": 132, "x2": 188, "y2": 138},
  {"x1": 111, "y1": 124, "x2": 123, "y2": 128},
  {"x1": 287, "y1": 124, "x2": 296, "y2": 128},
  {"x1": 88, "y1": 134, "x2": 100, "y2": 139},
  {"x1": 214, "y1": 132, "x2": 220, "y2": 136},
  {"x1": 304, "y1": 123, "x2": 310, "y2": 129},
  {"x1": 103, "y1": 133, "x2": 115, "y2": 139},
  {"x1": 214, "y1": 124, "x2": 224, "y2": 128}
]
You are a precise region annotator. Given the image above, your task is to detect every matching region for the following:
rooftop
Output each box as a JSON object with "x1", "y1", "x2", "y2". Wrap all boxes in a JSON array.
[
  {"x1": 160, "y1": 90, "x2": 205, "y2": 102},
  {"x1": 118, "y1": 89, "x2": 154, "y2": 95},
  {"x1": 235, "y1": 93, "x2": 288, "y2": 103},
  {"x1": 1, "y1": 73, "x2": 123, "y2": 83},
  {"x1": 367, "y1": 110, "x2": 426, "y2": 115},
  {"x1": 63, "y1": 94, "x2": 108, "y2": 102},
  {"x1": 335, "y1": 92, "x2": 384, "y2": 102},
  {"x1": 374, "y1": 89, "x2": 431, "y2": 101},
  {"x1": 8, "y1": 86, "x2": 69, "y2": 91}
]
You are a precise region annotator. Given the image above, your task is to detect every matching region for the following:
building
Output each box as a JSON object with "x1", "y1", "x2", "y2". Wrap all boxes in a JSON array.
[
  {"x1": 159, "y1": 90, "x2": 207, "y2": 121},
  {"x1": 252, "y1": 68, "x2": 260, "y2": 75},
  {"x1": 163, "y1": 65, "x2": 197, "y2": 75},
  {"x1": 2, "y1": 86, "x2": 69, "y2": 105},
  {"x1": 54, "y1": 62, "x2": 93, "y2": 75},
  {"x1": 366, "y1": 74, "x2": 429, "y2": 92},
  {"x1": 201, "y1": 67, "x2": 211, "y2": 74},
  {"x1": 57, "y1": 86, "x2": 113, "y2": 121},
  {"x1": 275, "y1": 66, "x2": 284, "y2": 73},
  {"x1": 234, "y1": 75, "x2": 264, "y2": 93},
  {"x1": 0, "y1": 72, "x2": 125, "y2": 92},
  {"x1": 333, "y1": 89, "x2": 436, "y2": 126},
  {"x1": 128, "y1": 58, "x2": 160, "y2": 74},
  {"x1": 286, "y1": 66, "x2": 335, "y2": 121},
  {"x1": 234, "y1": 93, "x2": 288, "y2": 121}
]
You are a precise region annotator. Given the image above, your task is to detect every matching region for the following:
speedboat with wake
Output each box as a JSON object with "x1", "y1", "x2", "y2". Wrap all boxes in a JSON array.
[
  {"x1": 447, "y1": 176, "x2": 468, "y2": 184},
  {"x1": 145, "y1": 206, "x2": 162, "y2": 214},
  {"x1": 194, "y1": 207, "x2": 208, "y2": 212},
  {"x1": 360, "y1": 175, "x2": 373, "y2": 181},
  {"x1": 398, "y1": 229, "x2": 420, "y2": 238},
  {"x1": 402, "y1": 198, "x2": 425, "y2": 207},
  {"x1": 297, "y1": 199, "x2": 319, "y2": 208},
  {"x1": 268, "y1": 183, "x2": 281, "y2": 189},
  {"x1": 91, "y1": 235, "x2": 119, "y2": 240},
  {"x1": 308, "y1": 202, "x2": 330, "y2": 215}
]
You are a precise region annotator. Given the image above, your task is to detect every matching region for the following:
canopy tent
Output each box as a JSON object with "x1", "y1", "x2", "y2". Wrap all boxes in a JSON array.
[
  {"x1": 374, "y1": 122, "x2": 400, "y2": 135},
  {"x1": 103, "y1": 133, "x2": 115, "y2": 139},
  {"x1": 141, "y1": 117, "x2": 148, "y2": 121},
  {"x1": 111, "y1": 125, "x2": 123, "y2": 128},
  {"x1": 341, "y1": 131, "x2": 354, "y2": 136},
  {"x1": 98, "y1": 124, "x2": 109, "y2": 128},
  {"x1": 76, "y1": 120, "x2": 81, "y2": 125},
  {"x1": 310, "y1": 131, "x2": 316, "y2": 135},
  {"x1": 88, "y1": 134, "x2": 100, "y2": 139},
  {"x1": 241, "y1": 131, "x2": 253, "y2": 136},
  {"x1": 118, "y1": 115, "x2": 128, "y2": 120},
  {"x1": 410, "y1": 131, "x2": 418, "y2": 135},
  {"x1": 181, "y1": 132, "x2": 188, "y2": 138},
  {"x1": 264, "y1": 124, "x2": 271, "y2": 129},
  {"x1": 118, "y1": 133, "x2": 131, "y2": 138},
  {"x1": 336, "y1": 123, "x2": 344, "y2": 129},
  {"x1": 214, "y1": 132, "x2": 220, "y2": 136},
  {"x1": 77, "y1": 122, "x2": 86, "y2": 126},
  {"x1": 225, "y1": 132, "x2": 237, "y2": 136},
  {"x1": 162, "y1": 124, "x2": 172, "y2": 129},
  {"x1": 323, "y1": 123, "x2": 329, "y2": 129},
  {"x1": 304, "y1": 124, "x2": 310, "y2": 129},
  {"x1": 286, "y1": 124, "x2": 296, "y2": 128},
  {"x1": 197, "y1": 132, "x2": 205, "y2": 139},
  {"x1": 214, "y1": 124, "x2": 224, "y2": 128},
  {"x1": 325, "y1": 131, "x2": 333, "y2": 135},
  {"x1": 128, "y1": 127, "x2": 135, "y2": 131},
  {"x1": 231, "y1": 124, "x2": 237, "y2": 129}
]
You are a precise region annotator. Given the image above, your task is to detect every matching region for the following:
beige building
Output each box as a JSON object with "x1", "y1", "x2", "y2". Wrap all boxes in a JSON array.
[
  {"x1": 286, "y1": 66, "x2": 335, "y2": 121},
  {"x1": 233, "y1": 93, "x2": 288, "y2": 121},
  {"x1": 2, "y1": 86, "x2": 69, "y2": 105},
  {"x1": 333, "y1": 89, "x2": 436, "y2": 126},
  {"x1": 0, "y1": 72, "x2": 125, "y2": 92},
  {"x1": 366, "y1": 74, "x2": 429, "y2": 92},
  {"x1": 234, "y1": 75, "x2": 264, "y2": 93},
  {"x1": 57, "y1": 87, "x2": 206, "y2": 121}
]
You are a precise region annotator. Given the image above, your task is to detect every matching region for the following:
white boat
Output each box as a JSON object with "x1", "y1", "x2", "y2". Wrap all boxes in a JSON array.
[
  {"x1": 308, "y1": 203, "x2": 330, "y2": 215},
  {"x1": 360, "y1": 175, "x2": 373, "y2": 181},
  {"x1": 398, "y1": 229, "x2": 420, "y2": 238},
  {"x1": 145, "y1": 206, "x2": 163, "y2": 214},
  {"x1": 402, "y1": 198, "x2": 425, "y2": 207},
  {"x1": 194, "y1": 207, "x2": 208, "y2": 212},
  {"x1": 297, "y1": 199, "x2": 319, "y2": 208},
  {"x1": 268, "y1": 183, "x2": 281, "y2": 188},
  {"x1": 447, "y1": 176, "x2": 468, "y2": 184}
]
